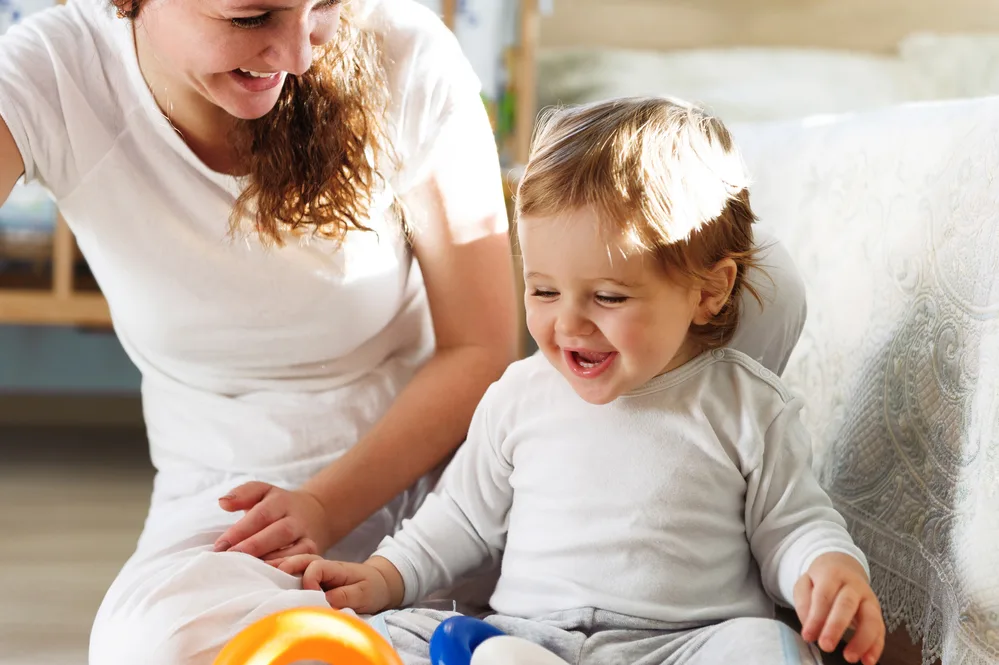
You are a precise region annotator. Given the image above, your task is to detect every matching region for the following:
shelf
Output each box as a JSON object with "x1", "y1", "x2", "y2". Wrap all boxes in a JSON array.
[
  {"x1": 0, "y1": 214, "x2": 112, "y2": 327},
  {"x1": 0, "y1": 290, "x2": 110, "y2": 327}
]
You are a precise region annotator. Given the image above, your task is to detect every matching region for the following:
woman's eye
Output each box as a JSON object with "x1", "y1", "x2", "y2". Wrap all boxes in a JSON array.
[
  {"x1": 231, "y1": 0, "x2": 340, "y2": 29},
  {"x1": 531, "y1": 289, "x2": 559, "y2": 300},
  {"x1": 595, "y1": 294, "x2": 628, "y2": 305}
]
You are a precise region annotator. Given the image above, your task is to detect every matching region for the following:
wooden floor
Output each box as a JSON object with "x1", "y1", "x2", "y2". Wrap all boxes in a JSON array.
[{"x1": 0, "y1": 426, "x2": 153, "y2": 665}]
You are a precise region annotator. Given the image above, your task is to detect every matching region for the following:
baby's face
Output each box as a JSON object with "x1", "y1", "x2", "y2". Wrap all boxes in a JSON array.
[{"x1": 519, "y1": 207, "x2": 702, "y2": 405}]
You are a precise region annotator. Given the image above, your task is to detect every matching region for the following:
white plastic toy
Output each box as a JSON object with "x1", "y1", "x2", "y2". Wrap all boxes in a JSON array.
[{"x1": 470, "y1": 635, "x2": 571, "y2": 665}]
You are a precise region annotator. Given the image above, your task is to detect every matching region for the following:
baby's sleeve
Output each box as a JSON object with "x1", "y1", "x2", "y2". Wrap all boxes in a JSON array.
[
  {"x1": 372, "y1": 380, "x2": 514, "y2": 606},
  {"x1": 745, "y1": 395, "x2": 870, "y2": 607}
]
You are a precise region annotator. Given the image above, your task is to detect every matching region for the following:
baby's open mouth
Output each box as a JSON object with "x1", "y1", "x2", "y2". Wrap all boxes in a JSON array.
[
  {"x1": 572, "y1": 350, "x2": 611, "y2": 368},
  {"x1": 564, "y1": 348, "x2": 617, "y2": 378}
]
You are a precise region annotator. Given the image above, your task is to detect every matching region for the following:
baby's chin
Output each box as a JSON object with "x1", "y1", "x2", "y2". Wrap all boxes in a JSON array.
[
  {"x1": 572, "y1": 390, "x2": 621, "y2": 406},
  {"x1": 562, "y1": 372, "x2": 629, "y2": 406}
]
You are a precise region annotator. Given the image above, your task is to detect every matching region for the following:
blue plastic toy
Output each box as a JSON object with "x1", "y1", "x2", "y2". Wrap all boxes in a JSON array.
[
  {"x1": 429, "y1": 616, "x2": 571, "y2": 665},
  {"x1": 429, "y1": 616, "x2": 506, "y2": 665}
]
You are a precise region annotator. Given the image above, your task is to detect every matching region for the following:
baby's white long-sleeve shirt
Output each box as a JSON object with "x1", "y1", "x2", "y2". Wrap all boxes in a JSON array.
[{"x1": 374, "y1": 349, "x2": 867, "y2": 622}]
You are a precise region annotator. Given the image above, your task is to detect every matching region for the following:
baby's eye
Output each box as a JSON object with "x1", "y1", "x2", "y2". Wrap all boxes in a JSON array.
[
  {"x1": 531, "y1": 289, "x2": 559, "y2": 300},
  {"x1": 232, "y1": 13, "x2": 270, "y2": 28},
  {"x1": 595, "y1": 294, "x2": 628, "y2": 305}
]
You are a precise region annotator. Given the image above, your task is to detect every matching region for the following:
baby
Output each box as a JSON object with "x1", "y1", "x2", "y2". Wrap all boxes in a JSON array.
[{"x1": 272, "y1": 97, "x2": 886, "y2": 665}]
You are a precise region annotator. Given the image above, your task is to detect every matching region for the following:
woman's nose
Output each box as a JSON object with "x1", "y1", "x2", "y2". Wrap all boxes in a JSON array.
[
  {"x1": 263, "y1": 9, "x2": 340, "y2": 76},
  {"x1": 309, "y1": 9, "x2": 340, "y2": 47},
  {"x1": 264, "y1": 28, "x2": 314, "y2": 75}
]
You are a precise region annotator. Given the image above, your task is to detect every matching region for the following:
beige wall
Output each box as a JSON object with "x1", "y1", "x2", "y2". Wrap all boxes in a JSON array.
[{"x1": 539, "y1": 0, "x2": 999, "y2": 52}]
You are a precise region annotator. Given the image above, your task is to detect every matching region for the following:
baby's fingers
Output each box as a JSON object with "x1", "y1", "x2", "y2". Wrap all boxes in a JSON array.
[
  {"x1": 273, "y1": 554, "x2": 323, "y2": 576},
  {"x1": 843, "y1": 599, "x2": 885, "y2": 665},
  {"x1": 793, "y1": 575, "x2": 813, "y2": 630},
  {"x1": 802, "y1": 578, "x2": 842, "y2": 644},
  {"x1": 818, "y1": 587, "x2": 861, "y2": 652},
  {"x1": 863, "y1": 642, "x2": 885, "y2": 665},
  {"x1": 324, "y1": 580, "x2": 377, "y2": 613},
  {"x1": 302, "y1": 559, "x2": 374, "y2": 594}
]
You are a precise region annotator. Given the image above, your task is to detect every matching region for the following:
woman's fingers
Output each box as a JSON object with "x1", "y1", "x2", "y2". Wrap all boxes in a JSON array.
[
  {"x1": 224, "y1": 517, "x2": 300, "y2": 558},
  {"x1": 218, "y1": 481, "x2": 273, "y2": 512},
  {"x1": 262, "y1": 538, "x2": 318, "y2": 562}
]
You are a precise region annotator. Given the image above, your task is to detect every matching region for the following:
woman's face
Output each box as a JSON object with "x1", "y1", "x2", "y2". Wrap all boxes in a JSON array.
[{"x1": 134, "y1": 0, "x2": 344, "y2": 120}]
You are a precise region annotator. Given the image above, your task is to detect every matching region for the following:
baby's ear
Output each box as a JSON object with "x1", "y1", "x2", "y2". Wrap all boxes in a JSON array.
[{"x1": 692, "y1": 258, "x2": 737, "y2": 325}]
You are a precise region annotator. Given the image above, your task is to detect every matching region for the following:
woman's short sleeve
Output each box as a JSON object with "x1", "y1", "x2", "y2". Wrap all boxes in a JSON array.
[
  {"x1": 0, "y1": 3, "x2": 98, "y2": 194},
  {"x1": 377, "y1": 1, "x2": 486, "y2": 195}
]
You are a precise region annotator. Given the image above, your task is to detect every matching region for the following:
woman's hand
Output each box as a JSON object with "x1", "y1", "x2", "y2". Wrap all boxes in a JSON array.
[
  {"x1": 794, "y1": 552, "x2": 885, "y2": 665},
  {"x1": 214, "y1": 482, "x2": 335, "y2": 560}
]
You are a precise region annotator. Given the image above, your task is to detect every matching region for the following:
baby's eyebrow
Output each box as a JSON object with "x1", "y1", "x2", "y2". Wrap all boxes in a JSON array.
[{"x1": 523, "y1": 272, "x2": 637, "y2": 288}]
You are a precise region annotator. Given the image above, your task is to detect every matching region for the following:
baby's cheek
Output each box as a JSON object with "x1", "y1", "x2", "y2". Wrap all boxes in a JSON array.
[
  {"x1": 524, "y1": 308, "x2": 549, "y2": 346},
  {"x1": 603, "y1": 312, "x2": 649, "y2": 352}
]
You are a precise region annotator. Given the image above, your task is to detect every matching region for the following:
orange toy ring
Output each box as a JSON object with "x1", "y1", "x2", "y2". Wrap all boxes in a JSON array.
[{"x1": 213, "y1": 607, "x2": 403, "y2": 665}]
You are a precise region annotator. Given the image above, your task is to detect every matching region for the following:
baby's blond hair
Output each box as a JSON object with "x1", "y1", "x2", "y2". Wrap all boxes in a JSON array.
[{"x1": 516, "y1": 96, "x2": 762, "y2": 349}]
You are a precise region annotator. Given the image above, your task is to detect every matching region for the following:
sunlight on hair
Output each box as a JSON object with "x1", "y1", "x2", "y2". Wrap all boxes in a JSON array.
[
  {"x1": 517, "y1": 96, "x2": 764, "y2": 349},
  {"x1": 520, "y1": 97, "x2": 750, "y2": 246}
]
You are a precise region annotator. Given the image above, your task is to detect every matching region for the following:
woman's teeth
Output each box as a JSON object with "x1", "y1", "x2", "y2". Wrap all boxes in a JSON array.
[{"x1": 238, "y1": 69, "x2": 277, "y2": 78}]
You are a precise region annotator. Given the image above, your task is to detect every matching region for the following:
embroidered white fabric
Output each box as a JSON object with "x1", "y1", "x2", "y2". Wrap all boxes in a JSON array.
[{"x1": 733, "y1": 96, "x2": 999, "y2": 665}]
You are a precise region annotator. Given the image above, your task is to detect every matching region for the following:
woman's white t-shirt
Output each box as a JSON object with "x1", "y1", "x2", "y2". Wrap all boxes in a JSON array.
[{"x1": 0, "y1": 0, "x2": 491, "y2": 486}]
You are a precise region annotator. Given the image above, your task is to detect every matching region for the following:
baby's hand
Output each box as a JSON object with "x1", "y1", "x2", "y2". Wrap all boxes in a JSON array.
[
  {"x1": 270, "y1": 554, "x2": 399, "y2": 615},
  {"x1": 794, "y1": 553, "x2": 885, "y2": 665}
]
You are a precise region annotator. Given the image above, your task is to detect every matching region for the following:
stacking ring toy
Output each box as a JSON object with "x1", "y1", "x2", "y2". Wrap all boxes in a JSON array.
[
  {"x1": 470, "y1": 636, "x2": 573, "y2": 665},
  {"x1": 212, "y1": 607, "x2": 403, "y2": 665},
  {"x1": 429, "y1": 616, "x2": 506, "y2": 665}
]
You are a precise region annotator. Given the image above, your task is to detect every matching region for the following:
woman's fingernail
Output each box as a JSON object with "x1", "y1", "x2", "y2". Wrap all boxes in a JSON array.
[
  {"x1": 220, "y1": 494, "x2": 235, "y2": 502},
  {"x1": 214, "y1": 540, "x2": 231, "y2": 552}
]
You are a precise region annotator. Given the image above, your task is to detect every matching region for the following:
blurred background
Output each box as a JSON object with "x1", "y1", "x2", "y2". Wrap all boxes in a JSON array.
[{"x1": 3, "y1": 0, "x2": 999, "y2": 663}]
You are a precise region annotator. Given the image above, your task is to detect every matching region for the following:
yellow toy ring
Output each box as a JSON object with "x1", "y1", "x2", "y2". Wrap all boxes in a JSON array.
[{"x1": 213, "y1": 607, "x2": 403, "y2": 665}]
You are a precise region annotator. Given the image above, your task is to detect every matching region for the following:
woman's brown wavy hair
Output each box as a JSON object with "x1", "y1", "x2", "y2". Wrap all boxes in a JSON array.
[{"x1": 113, "y1": 0, "x2": 394, "y2": 246}]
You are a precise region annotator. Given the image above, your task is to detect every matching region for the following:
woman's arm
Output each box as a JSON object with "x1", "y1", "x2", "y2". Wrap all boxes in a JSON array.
[
  {"x1": 304, "y1": 171, "x2": 518, "y2": 543},
  {"x1": 0, "y1": 116, "x2": 26, "y2": 206},
  {"x1": 215, "y1": 98, "x2": 519, "y2": 558}
]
